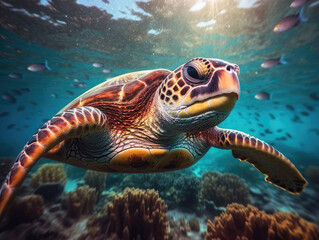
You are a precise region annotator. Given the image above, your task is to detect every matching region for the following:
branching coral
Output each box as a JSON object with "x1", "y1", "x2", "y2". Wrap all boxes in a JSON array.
[
  {"x1": 7, "y1": 194, "x2": 44, "y2": 224},
  {"x1": 188, "y1": 218, "x2": 200, "y2": 232},
  {"x1": 106, "y1": 187, "x2": 169, "y2": 240},
  {"x1": 66, "y1": 185, "x2": 97, "y2": 219},
  {"x1": 206, "y1": 203, "x2": 319, "y2": 240},
  {"x1": 84, "y1": 170, "x2": 107, "y2": 200},
  {"x1": 200, "y1": 171, "x2": 250, "y2": 207},
  {"x1": 30, "y1": 163, "x2": 67, "y2": 188}
]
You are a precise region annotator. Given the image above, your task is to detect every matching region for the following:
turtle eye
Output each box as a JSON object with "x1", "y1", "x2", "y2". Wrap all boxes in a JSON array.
[
  {"x1": 183, "y1": 59, "x2": 209, "y2": 84},
  {"x1": 187, "y1": 66, "x2": 199, "y2": 79}
]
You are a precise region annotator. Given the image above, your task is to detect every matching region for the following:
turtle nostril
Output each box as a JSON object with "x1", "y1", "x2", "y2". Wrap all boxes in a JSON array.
[{"x1": 226, "y1": 65, "x2": 234, "y2": 72}]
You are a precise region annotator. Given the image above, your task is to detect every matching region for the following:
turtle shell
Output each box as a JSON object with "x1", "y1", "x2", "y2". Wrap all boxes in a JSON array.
[{"x1": 60, "y1": 69, "x2": 171, "y2": 113}]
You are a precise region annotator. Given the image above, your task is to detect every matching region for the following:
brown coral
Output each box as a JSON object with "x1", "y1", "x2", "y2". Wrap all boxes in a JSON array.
[
  {"x1": 66, "y1": 185, "x2": 97, "y2": 219},
  {"x1": 206, "y1": 203, "x2": 319, "y2": 240},
  {"x1": 30, "y1": 163, "x2": 67, "y2": 188},
  {"x1": 106, "y1": 187, "x2": 169, "y2": 240},
  {"x1": 188, "y1": 218, "x2": 200, "y2": 232},
  {"x1": 7, "y1": 194, "x2": 44, "y2": 224},
  {"x1": 200, "y1": 171, "x2": 250, "y2": 207},
  {"x1": 84, "y1": 170, "x2": 107, "y2": 200}
]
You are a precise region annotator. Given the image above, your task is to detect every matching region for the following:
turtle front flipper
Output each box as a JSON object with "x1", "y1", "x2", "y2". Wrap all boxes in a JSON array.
[
  {"x1": 0, "y1": 106, "x2": 107, "y2": 219},
  {"x1": 204, "y1": 127, "x2": 307, "y2": 194}
]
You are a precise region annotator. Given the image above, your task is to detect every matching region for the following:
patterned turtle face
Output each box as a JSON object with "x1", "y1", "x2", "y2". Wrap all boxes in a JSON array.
[{"x1": 158, "y1": 57, "x2": 240, "y2": 127}]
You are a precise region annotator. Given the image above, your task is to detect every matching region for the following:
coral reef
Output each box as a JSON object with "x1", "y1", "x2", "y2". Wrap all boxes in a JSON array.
[
  {"x1": 81, "y1": 188, "x2": 169, "y2": 240},
  {"x1": 119, "y1": 171, "x2": 201, "y2": 209},
  {"x1": 173, "y1": 174, "x2": 201, "y2": 208},
  {"x1": 188, "y1": 218, "x2": 200, "y2": 232},
  {"x1": 206, "y1": 203, "x2": 319, "y2": 240},
  {"x1": 305, "y1": 165, "x2": 319, "y2": 187},
  {"x1": 167, "y1": 216, "x2": 204, "y2": 240},
  {"x1": 34, "y1": 183, "x2": 64, "y2": 201},
  {"x1": 30, "y1": 163, "x2": 67, "y2": 188},
  {"x1": 120, "y1": 172, "x2": 175, "y2": 194},
  {"x1": 84, "y1": 170, "x2": 107, "y2": 200},
  {"x1": 200, "y1": 171, "x2": 250, "y2": 207},
  {"x1": 106, "y1": 188, "x2": 169, "y2": 240},
  {"x1": 66, "y1": 185, "x2": 97, "y2": 219},
  {"x1": 7, "y1": 194, "x2": 44, "y2": 224}
]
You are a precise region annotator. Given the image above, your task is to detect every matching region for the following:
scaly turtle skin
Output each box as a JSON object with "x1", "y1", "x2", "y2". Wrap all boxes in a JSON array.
[{"x1": 0, "y1": 57, "x2": 307, "y2": 218}]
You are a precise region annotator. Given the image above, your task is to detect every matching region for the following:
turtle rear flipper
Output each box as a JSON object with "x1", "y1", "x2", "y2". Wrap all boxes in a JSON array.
[
  {"x1": 206, "y1": 127, "x2": 307, "y2": 194},
  {"x1": 0, "y1": 106, "x2": 107, "y2": 219}
]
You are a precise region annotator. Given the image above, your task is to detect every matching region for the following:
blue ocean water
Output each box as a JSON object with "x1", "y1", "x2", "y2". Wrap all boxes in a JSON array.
[{"x1": 0, "y1": 0, "x2": 319, "y2": 239}]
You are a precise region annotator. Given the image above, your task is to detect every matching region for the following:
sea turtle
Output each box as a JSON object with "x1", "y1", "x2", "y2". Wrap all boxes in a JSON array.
[{"x1": 0, "y1": 57, "x2": 307, "y2": 217}]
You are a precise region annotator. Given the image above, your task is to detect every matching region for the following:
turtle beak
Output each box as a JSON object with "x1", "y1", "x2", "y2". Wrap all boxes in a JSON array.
[{"x1": 209, "y1": 64, "x2": 240, "y2": 112}]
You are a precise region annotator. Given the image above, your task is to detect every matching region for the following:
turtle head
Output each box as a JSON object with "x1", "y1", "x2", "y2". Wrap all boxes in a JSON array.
[{"x1": 157, "y1": 57, "x2": 240, "y2": 130}]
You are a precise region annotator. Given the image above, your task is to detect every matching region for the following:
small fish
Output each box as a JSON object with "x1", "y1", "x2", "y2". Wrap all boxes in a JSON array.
[
  {"x1": 273, "y1": 101, "x2": 280, "y2": 105},
  {"x1": 83, "y1": 74, "x2": 89, "y2": 80},
  {"x1": 254, "y1": 112, "x2": 260, "y2": 117},
  {"x1": 78, "y1": 82, "x2": 87, "y2": 88},
  {"x1": 28, "y1": 60, "x2": 51, "y2": 72},
  {"x1": 276, "y1": 137, "x2": 287, "y2": 141},
  {"x1": 265, "y1": 129, "x2": 272, "y2": 134},
  {"x1": 8, "y1": 73, "x2": 22, "y2": 79},
  {"x1": 286, "y1": 132, "x2": 293, "y2": 138},
  {"x1": 310, "y1": 0, "x2": 319, "y2": 8},
  {"x1": 309, "y1": 93, "x2": 319, "y2": 100},
  {"x1": 255, "y1": 91, "x2": 270, "y2": 100},
  {"x1": 20, "y1": 87, "x2": 30, "y2": 93},
  {"x1": 51, "y1": 93, "x2": 58, "y2": 98},
  {"x1": 23, "y1": 125, "x2": 29, "y2": 128},
  {"x1": 277, "y1": 129, "x2": 283, "y2": 133},
  {"x1": 309, "y1": 128, "x2": 319, "y2": 135},
  {"x1": 302, "y1": 103, "x2": 314, "y2": 111},
  {"x1": 269, "y1": 113, "x2": 275, "y2": 119},
  {"x1": 0, "y1": 112, "x2": 9, "y2": 117},
  {"x1": 260, "y1": 133, "x2": 265, "y2": 137},
  {"x1": 249, "y1": 129, "x2": 255, "y2": 132},
  {"x1": 273, "y1": 6, "x2": 307, "y2": 33},
  {"x1": 29, "y1": 101, "x2": 37, "y2": 106},
  {"x1": 292, "y1": 115, "x2": 303, "y2": 123},
  {"x1": 17, "y1": 106, "x2": 25, "y2": 112},
  {"x1": 66, "y1": 90, "x2": 74, "y2": 95},
  {"x1": 261, "y1": 55, "x2": 287, "y2": 68},
  {"x1": 74, "y1": 78, "x2": 80, "y2": 83},
  {"x1": 285, "y1": 104, "x2": 295, "y2": 111},
  {"x1": 72, "y1": 83, "x2": 79, "y2": 88},
  {"x1": 92, "y1": 62, "x2": 103, "y2": 68},
  {"x1": 11, "y1": 89, "x2": 22, "y2": 95},
  {"x1": 2, "y1": 93, "x2": 16, "y2": 103},
  {"x1": 258, "y1": 123, "x2": 264, "y2": 127},
  {"x1": 65, "y1": 76, "x2": 72, "y2": 80},
  {"x1": 300, "y1": 111, "x2": 309, "y2": 116},
  {"x1": 102, "y1": 68, "x2": 112, "y2": 73},
  {"x1": 7, "y1": 123, "x2": 15, "y2": 129},
  {"x1": 290, "y1": 0, "x2": 309, "y2": 8}
]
